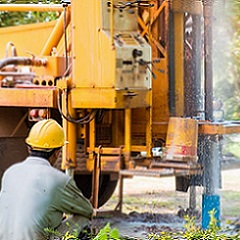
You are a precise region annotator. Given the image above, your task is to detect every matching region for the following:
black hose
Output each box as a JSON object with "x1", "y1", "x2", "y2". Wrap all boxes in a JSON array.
[
  {"x1": 0, "y1": 57, "x2": 46, "y2": 70},
  {"x1": 57, "y1": 89, "x2": 97, "y2": 124}
]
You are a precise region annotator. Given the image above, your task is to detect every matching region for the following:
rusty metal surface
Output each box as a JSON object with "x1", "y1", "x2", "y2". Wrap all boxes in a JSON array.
[
  {"x1": 0, "y1": 88, "x2": 57, "y2": 107},
  {"x1": 199, "y1": 121, "x2": 240, "y2": 135},
  {"x1": 120, "y1": 168, "x2": 201, "y2": 177}
]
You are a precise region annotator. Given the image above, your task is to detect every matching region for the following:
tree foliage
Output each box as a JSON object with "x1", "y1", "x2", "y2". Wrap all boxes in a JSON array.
[
  {"x1": 213, "y1": 1, "x2": 240, "y2": 120},
  {"x1": 0, "y1": 0, "x2": 61, "y2": 27},
  {"x1": 0, "y1": 0, "x2": 239, "y2": 120}
]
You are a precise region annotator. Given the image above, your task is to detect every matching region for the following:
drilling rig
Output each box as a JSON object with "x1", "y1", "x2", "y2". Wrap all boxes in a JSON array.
[{"x1": 0, "y1": 0, "x2": 239, "y2": 228}]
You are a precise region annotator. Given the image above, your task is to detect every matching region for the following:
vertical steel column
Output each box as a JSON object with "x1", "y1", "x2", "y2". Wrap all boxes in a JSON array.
[
  {"x1": 203, "y1": 1, "x2": 213, "y2": 121},
  {"x1": 89, "y1": 115, "x2": 96, "y2": 161},
  {"x1": 200, "y1": 135, "x2": 221, "y2": 229},
  {"x1": 124, "y1": 108, "x2": 131, "y2": 167},
  {"x1": 168, "y1": 9, "x2": 176, "y2": 116},
  {"x1": 65, "y1": 106, "x2": 77, "y2": 177},
  {"x1": 91, "y1": 146, "x2": 101, "y2": 211},
  {"x1": 146, "y1": 106, "x2": 152, "y2": 157},
  {"x1": 201, "y1": 0, "x2": 221, "y2": 229},
  {"x1": 61, "y1": 90, "x2": 77, "y2": 177},
  {"x1": 184, "y1": 13, "x2": 202, "y2": 117},
  {"x1": 174, "y1": 12, "x2": 184, "y2": 117}
]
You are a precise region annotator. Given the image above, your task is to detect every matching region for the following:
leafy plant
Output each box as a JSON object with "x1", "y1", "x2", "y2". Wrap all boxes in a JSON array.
[
  {"x1": 148, "y1": 209, "x2": 240, "y2": 240},
  {"x1": 0, "y1": 0, "x2": 61, "y2": 28},
  {"x1": 93, "y1": 223, "x2": 120, "y2": 240},
  {"x1": 44, "y1": 221, "x2": 79, "y2": 240}
]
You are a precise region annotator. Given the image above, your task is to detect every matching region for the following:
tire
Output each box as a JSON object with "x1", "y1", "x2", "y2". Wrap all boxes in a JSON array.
[
  {"x1": 74, "y1": 173, "x2": 118, "y2": 207},
  {"x1": 54, "y1": 145, "x2": 118, "y2": 207}
]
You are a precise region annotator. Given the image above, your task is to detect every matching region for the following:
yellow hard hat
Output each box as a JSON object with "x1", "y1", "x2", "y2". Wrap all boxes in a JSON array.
[{"x1": 25, "y1": 119, "x2": 67, "y2": 151}]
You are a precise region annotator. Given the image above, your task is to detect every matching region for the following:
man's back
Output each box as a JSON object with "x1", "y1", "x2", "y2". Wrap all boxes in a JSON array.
[{"x1": 0, "y1": 156, "x2": 92, "y2": 240}]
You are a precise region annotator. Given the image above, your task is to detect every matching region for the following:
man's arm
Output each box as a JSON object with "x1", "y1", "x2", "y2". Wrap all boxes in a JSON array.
[{"x1": 59, "y1": 178, "x2": 93, "y2": 219}]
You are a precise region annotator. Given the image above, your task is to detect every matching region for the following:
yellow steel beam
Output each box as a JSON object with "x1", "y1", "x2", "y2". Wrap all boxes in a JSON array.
[
  {"x1": 41, "y1": 7, "x2": 71, "y2": 56},
  {"x1": 174, "y1": 13, "x2": 184, "y2": 117},
  {"x1": 124, "y1": 109, "x2": 131, "y2": 167},
  {"x1": 138, "y1": 17, "x2": 166, "y2": 58},
  {"x1": 66, "y1": 95, "x2": 77, "y2": 169},
  {"x1": 61, "y1": 90, "x2": 68, "y2": 171},
  {"x1": 0, "y1": 4, "x2": 64, "y2": 12},
  {"x1": 0, "y1": 88, "x2": 57, "y2": 107},
  {"x1": 199, "y1": 122, "x2": 240, "y2": 135},
  {"x1": 150, "y1": 1, "x2": 167, "y2": 25},
  {"x1": 138, "y1": 1, "x2": 167, "y2": 57}
]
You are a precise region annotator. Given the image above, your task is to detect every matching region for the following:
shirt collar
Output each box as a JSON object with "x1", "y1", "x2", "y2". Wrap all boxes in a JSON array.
[{"x1": 25, "y1": 156, "x2": 51, "y2": 167}]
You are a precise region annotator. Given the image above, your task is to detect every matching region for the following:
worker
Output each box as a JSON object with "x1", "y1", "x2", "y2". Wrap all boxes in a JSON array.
[{"x1": 0, "y1": 119, "x2": 93, "y2": 240}]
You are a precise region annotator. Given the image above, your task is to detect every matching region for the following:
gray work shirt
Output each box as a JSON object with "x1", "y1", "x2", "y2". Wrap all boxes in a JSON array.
[{"x1": 0, "y1": 156, "x2": 93, "y2": 240}]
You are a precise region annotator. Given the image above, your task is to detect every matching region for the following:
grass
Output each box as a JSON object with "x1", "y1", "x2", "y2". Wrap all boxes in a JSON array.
[
  {"x1": 221, "y1": 191, "x2": 240, "y2": 217},
  {"x1": 223, "y1": 135, "x2": 240, "y2": 159}
]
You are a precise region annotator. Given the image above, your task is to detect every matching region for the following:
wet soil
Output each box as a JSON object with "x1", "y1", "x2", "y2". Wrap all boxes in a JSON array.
[{"x1": 92, "y1": 157, "x2": 240, "y2": 239}]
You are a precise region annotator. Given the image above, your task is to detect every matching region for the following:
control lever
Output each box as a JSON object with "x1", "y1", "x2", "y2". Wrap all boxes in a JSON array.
[{"x1": 138, "y1": 59, "x2": 164, "y2": 79}]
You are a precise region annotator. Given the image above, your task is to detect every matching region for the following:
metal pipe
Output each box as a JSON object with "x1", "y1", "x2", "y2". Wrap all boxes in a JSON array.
[
  {"x1": 0, "y1": 4, "x2": 64, "y2": 12},
  {"x1": 124, "y1": 108, "x2": 131, "y2": 167},
  {"x1": 203, "y1": 1, "x2": 213, "y2": 121},
  {"x1": 91, "y1": 146, "x2": 102, "y2": 211},
  {"x1": 0, "y1": 57, "x2": 47, "y2": 70},
  {"x1": 41, "y1": 7, "x2": 71, "y2": 56},
  {"x1": 110, "y1": 0, "x2": 115, "y2": 49},
  {"x1": 6, "y1": 42, "x2": 17, "y2": 57},
  {"x1": 168, "y1": 11, "x2": 175, "y2": 116},
  {"x1": 0, "y1": 72, "x2": 35, "y2": 78}
]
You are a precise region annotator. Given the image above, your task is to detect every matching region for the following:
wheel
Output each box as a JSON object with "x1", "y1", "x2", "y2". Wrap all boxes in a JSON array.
[
  {"x1": 54, "y1": 145, "x2": 118, "y2": 207},
  {"x1": 74, "y1": 173, "x2": 118, "y2": 207}
]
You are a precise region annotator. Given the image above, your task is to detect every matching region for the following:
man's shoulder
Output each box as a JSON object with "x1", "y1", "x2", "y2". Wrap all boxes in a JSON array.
[
  {"x1": 5, "y1": 157, "x2": 71, "y2": 182},
  {"x1": 48, "y1": 165, "x2": 71, "y2": 180}
]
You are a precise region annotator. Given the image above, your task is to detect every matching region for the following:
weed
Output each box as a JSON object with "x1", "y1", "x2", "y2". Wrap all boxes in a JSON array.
[
  {"x1": 44, "y1": 221, "x2": 79, "y2": 240},
  {"x1": 48, "y1": 210, "x2": 240, "y2": 239},
  {"x1": 148, "y1": 209, "x2": 240, "y2": 240},
  {"x1": 93, "y1": 223, "x2": 120, "y2": 240}
]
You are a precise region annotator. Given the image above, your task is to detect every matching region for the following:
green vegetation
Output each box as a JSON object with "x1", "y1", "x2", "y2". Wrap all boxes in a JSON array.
[
  {"x1": 213, "y1": 1, "x2": 240, "y2": 120},
  {"x1": 0, "y1": 0, "x2": 61, "y2": 27},
  {"x1": 222, "y1": 134, "x2": 240, "y2": 159},
  {"x1": 93, "y1": 223, "x2": 120, "y2": 240},
  {"x1": 148, "y1": 210, "x2": 240, "y2": 240},
  {"x1": 46, "y1": 210, "x2": 240, "y2": 240}
]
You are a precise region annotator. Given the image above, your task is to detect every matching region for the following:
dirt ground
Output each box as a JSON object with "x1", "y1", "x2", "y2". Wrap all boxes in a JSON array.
[{"x1": 92, "y1": 166, "x2": 240, "y2": 239}]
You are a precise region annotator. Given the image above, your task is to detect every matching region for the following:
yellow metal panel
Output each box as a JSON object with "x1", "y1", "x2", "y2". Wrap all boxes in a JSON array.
[
  {"x1": 152, "y1": 60, "x2": 169, "y2": 122},
  {"x1": 34, "y1": 56, "x2": 66, "y2": 77},
  {"x1": 174, "y1": 13, "x2": 184, "y2": 117},
  {"x1": 71, "y1": 1, "x2": 104, "y2": 88},
  {"x1": 99, "y1": 31, "x2": 116, "y2": 88},
  {"x1": 0, "y1": 88, "x2": 57, "y2": 107},
  {"x1": 71, "y1": 88, "x2": 151, "y2": 109},
  {"x1": 131, "y1": 60, "x2": 169, "y2": 138},
  {"x1": 72, "y1": 5, "x2": 116, "y2": 88},
  {"x1": 0, "y1": 21, "x2": 56, "y2": 58}
]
